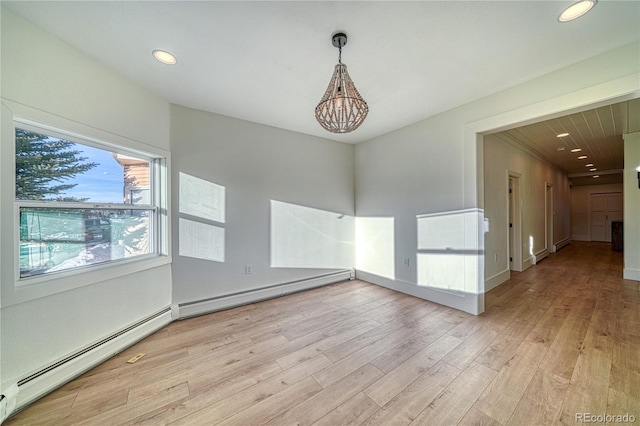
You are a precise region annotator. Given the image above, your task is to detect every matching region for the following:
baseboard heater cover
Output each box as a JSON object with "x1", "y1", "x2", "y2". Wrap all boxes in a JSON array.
[
  {"x1": 6, "y1": 307, "x2": 172, "y2": 419},
  {"x1": 554, "y1": 238, "x2": 570, "y2": 251},
  {"x1": 533, "y1": 249, "x2": 549, "y2": 264},
  {"x1": 178, "y1": 269, "x2": 352, "y2": 319}
]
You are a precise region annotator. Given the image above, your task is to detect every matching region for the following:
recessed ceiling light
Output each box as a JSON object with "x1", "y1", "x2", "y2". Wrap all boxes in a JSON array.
[
  {"x1": 592, "y1": 175, "x2": 600, "y2": 178},
  {"x1": 585, "y1": 163, "x2": 594, "y2": 167},
  {"x1": 578, "y1": 155, "x2": 588, "y2": 160},
  {"x1": 558, "y1": 0, "x2": 597, "y2": 22},
  {"x1": 557, "y1": 132, "x2": 570, "y2": 138},
  {"x1": 152, "y1": 49, "x2": 177, "y2": 65},
  {"x1": 571, "y1": 148, "x2": 582, "y2": 153},
  {"x1": 557, "y1": 147, "x2": 566, "y2": 152},
  {"x1": 590, "y1": 168, "x2": 597, "y2": 171}
]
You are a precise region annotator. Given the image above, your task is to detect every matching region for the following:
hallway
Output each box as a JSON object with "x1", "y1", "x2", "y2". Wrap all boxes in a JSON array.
[{"x1": 482, "y1": 241, "x2": 638, "y2": 424}]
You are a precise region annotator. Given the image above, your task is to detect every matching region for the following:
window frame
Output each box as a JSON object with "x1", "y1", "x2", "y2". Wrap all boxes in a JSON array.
[
  {"x1": 17, "y1": 201, "x2": 157, "y2": 280},
  {"x1": 11, "y1": 117, "x2": 171, "y2": 292}
]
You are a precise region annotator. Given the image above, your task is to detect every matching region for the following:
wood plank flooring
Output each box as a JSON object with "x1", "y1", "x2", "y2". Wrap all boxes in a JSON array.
[{"x1": 7, "y1": 241, "x2": 639, "y2": 425}]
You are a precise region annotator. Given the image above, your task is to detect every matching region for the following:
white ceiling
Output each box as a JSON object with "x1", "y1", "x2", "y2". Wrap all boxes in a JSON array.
[
  {"x1": 491, "y1": 99, "x2": 639, "y2": 186},
  {"x1": 5, "y1": 1, "x2": 640, "y2": 145}
]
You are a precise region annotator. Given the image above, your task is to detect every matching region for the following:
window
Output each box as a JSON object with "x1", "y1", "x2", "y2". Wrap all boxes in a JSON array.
[{"x1": 15, "y1": 123, "x2": 165, "y2": 279}]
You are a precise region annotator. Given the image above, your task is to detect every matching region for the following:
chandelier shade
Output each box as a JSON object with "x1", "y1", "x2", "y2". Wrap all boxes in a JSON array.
[{"x1": 315, "y1": 33, "x2": 368, "y2": 134}]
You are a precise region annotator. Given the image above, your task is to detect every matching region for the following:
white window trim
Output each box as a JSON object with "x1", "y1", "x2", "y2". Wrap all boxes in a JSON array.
[
  {"x1": 15, "y1": 201, "x2": 158, "y2": 282},
  {"x1": 3, "y1": 108, "x2": 171, "y2": 307}
]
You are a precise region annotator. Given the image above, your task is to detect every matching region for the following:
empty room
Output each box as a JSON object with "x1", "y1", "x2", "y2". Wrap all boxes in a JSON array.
[{"x1": 1, "y1": 1, "x2": 639, "y2": 425}]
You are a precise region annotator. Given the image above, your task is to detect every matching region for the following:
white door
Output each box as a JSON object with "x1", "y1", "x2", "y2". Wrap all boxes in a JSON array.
[{"x1": 590, "y1": 192, "x2": 623, "y2": 242}]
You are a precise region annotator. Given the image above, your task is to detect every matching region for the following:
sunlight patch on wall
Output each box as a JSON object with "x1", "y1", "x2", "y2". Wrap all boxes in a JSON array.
[
  {"x1": 179, "y1": 172, "x2": 225, "y2": 223},
  {"x1": 417, "y1": 253, "x2": 466, "y2": 292},
  {"x1": 270, "y1": 200, "x2": 354, "y2": 269},
  {"x1": 416, "y1": 209, "x2": 483, "y2": 293},
  {"x1": 529, "y1": 235, "x2": 534, "y2": 256},
  {"x1": 179, "y1": 218, "x2": 225, "y2": 262},
  {"x1": 355, "y1": 217, "x2": 395, "y2": 279},
  {"x1": 178, "y1": 173, "x2": 226, "y2": 262}
]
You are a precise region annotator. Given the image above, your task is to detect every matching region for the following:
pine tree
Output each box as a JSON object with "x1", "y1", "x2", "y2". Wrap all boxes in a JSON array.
[{"x1": 15, "y1": 129, "x2": 98, "y2": 200}]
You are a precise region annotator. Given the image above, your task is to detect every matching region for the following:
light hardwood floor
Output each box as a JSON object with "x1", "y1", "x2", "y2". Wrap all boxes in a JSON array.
[{"x1": 7, "y1": 241, "x2": 640, "y2": 425}]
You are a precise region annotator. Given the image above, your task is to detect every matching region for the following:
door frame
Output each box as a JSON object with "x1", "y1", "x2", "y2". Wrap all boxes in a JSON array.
[
  {"x1": 508, "y1": 171, "x2": 523, "y2": 272},
  {"x1": 545, "y1": 183, "x2": 554, "y2": 253}
]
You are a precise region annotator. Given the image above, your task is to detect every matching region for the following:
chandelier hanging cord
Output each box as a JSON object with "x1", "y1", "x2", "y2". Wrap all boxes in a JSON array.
[{"x1": 332, "y1": 32, "x2": 346, "y2": 64}]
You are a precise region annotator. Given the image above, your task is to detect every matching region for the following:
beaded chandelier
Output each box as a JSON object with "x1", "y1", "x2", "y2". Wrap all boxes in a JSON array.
[{"x1": 315, "y1": 33, "x2": 368, "y2": 134}]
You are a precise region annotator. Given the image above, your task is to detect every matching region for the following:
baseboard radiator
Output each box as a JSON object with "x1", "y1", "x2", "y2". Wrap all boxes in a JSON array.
[
  {"x1": 554, "y1": 238, "x2": 570, "y2": 252},
  {"x1": 178, "y1": 269, "x2": 353, "y2": 319},
  {"x1": 533, "y1": 249, "x2": 549, "y2": 264},
  {"x1": 2, "y1": 307, "x2": 172, "y2": 422}
]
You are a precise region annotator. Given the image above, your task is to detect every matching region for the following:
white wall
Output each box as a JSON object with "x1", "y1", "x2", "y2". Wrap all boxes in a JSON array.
[
  {"x1": 354, "y1": 112, "x2": 487, "y2": 314},
  {"x1": 570, "y1": 183, "x2": 624, "y2": 241},
  {"x1": 624, "y1": 132, "x2": 640, "y2": 280},
  {"x1": 0, "y1": 7, "x2": 172, "y2": 402},
  {"x1": 170, "y1": 105, "x2": 355, "y2": 306},
  {"x1": 355, "y1": 41, "x2": 640, "y2": 314},
  {"x1": 483, "y1": 134, "x2": 571, "y2": 288}
]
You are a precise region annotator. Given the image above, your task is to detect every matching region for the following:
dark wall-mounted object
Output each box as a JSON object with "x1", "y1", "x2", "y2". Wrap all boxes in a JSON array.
[{"x1": 612, "y1": 221, "x2": 623, "y2": 252}]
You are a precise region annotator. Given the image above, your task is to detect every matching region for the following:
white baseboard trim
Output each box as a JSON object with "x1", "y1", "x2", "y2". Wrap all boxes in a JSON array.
[
  {"x1": 178, "y1": 270, "x2": 352, "y2": 319},
  {"x1": 5, "y1": 308, "x2": 172, "y2": 421},
  {"x1": 355, "y1": 270, "x2": 483, "y2": 315},
  {"x1": 533, "y1": 249, "x2": 549, "y2": 264},
  {"x1": 571, "y1": 235, "x2": 589, "y2": 242},
  {"x1": 485, "y1": 269, "x2": 510, "y2": 292},
  {"x1": 623, "y1": 268, "x2": 640, "y2": 281},
  {"x1": 523, "y1": 256, "x2": 534, "y2": 270},
  {"x1": 554, "y1": 238, "x2": 570, "y2": 251}
]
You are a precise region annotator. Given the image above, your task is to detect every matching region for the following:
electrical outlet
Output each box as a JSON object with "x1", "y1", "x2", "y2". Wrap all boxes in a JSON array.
[
  {"x1": 245, "y1": 264, "x2": 253, "y2": 274},
  {"x1": 403, "y1": 258, "x2": 410, "y2": 267}
]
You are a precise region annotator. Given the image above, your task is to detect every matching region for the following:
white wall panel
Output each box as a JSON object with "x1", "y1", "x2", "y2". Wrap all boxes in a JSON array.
[
  {"x1": 483, "y1": 134, "x2": 571, "y2": 282},
  {"x1": 624, "y1": 132, "x2": 640, "y2": 280}
]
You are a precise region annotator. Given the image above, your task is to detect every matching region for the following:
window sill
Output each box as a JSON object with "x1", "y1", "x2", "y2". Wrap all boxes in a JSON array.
[{"x1": 3, "y1": 254, "x2": 172, "y2": 308}]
